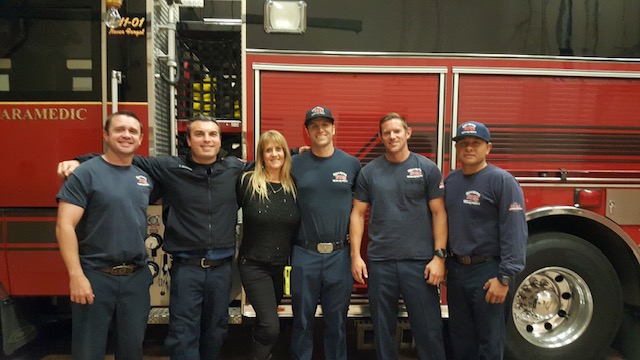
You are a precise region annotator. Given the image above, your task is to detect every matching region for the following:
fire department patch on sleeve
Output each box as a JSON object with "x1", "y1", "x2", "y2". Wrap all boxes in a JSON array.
[{"x1": 509, "y1": 202, "x2": 524, "y2": 211}]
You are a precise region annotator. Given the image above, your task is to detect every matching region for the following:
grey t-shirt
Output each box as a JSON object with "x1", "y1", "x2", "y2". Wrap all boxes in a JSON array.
[
  {"x1": 354, "y1": 152, "x2": 444, "y2": 261},
  {"x1": 56, "y1": 156, "x2": 153, "y2": 268}
]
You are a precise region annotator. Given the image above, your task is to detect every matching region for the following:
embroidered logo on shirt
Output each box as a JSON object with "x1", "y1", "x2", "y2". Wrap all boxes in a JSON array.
[
  {"x1": 406, "y1": 168, "x2": 423, "y2": 179},
  {"x1": 136, "y1": 175, "x2": 150, "y2": 187},
  {"x1": 178, "y1": 164, "x2": 193, "y2": 171},
  {"x1": 463, "y1": 190, "x2": 481, "y2": 206},
  {"x1": 509, "y1": 202, "x2": 524, "y2": 212},
  {"x1": 332, "y1": 171, "x2": 348, "y2": 183}
]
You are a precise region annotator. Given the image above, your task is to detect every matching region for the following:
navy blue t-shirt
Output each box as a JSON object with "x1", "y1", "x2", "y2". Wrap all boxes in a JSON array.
[
  {"x1": 444, "y1": 164, "x2": 527, "y2": 277},
  {"x1": 291, "y1": 149, "x2": 361, "y2": 244},
  {"x1": 354, "y1": 152, "x2": 444, "y2": 261},
  {"x1": 56, "y1": 156, "x2": 153, "y2": 269}
]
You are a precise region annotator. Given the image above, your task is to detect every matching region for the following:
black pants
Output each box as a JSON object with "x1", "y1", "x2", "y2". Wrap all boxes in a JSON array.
[
  {"x1": 239, "y1": 258, "x2": 285, "y2": 346},
  {"x1": 164, "y1": 261, "x2": 232, "y2": 360},
  {"x1": 447, "y1": 260, "x2": 508, "y2": 360}
]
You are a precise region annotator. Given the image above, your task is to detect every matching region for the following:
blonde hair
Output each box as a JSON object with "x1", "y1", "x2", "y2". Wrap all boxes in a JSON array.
[{"x1": 242, "y1": 130, "x2": 296, "y2": 202}]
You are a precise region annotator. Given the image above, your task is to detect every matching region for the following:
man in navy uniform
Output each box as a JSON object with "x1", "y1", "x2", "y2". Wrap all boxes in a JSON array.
[
  {"x1": 290, "y1": 106, "x2": 361, "y2": 360},
  {"x1": 445, "y1": 120, "x2": 528, "y2": 359},
  {"x1": 56, "y1": 111, "x2": 154, "y2": 360}
]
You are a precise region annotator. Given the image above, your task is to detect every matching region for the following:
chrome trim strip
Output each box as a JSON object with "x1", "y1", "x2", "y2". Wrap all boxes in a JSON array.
[
  {"x1": 527, "y1": 206, "x2": 640, "y2": 265},
  {"x1": 517, "y1": 179, "x2": 640, "y2": 186},
  {"x1": 241, "y1": 0, "x2": 247, "y2": 160},
  {"x1": 453, "y1": 67, "x2": 640, "y2": 78},
  {"x1": 450, "y1": 72, "x2": 461, "y2": 171},
  {"x1": 245, "y1": 49, "x2": 640, "y2": 63},
  {"x1": 242, "y1": 303, "x2": 450, "y2": 318},
  {"x1": 252, "y1": 63, "x2": 448, "y2": 74},
  {"x1": 436, "y1": 72, "x2": 446, "y2": 171},
  {"x1": 253, "y1": 67, "x2": 261, "y2": 156},
  {"x1": 520, "y1": 183, "x2": 640, "y2": 189},
  {"x1": 203, "y1": 18, "x2": 243, "y2": 26}
]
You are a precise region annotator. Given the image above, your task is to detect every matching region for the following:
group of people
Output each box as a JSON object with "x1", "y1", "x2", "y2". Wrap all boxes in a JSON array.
[{"x1": 55, "y1": 106, "x2": 528, "y2": 360}]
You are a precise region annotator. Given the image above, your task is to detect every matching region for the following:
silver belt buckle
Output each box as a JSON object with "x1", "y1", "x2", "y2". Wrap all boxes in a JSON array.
[
  {"x1": 317, "y1": 242, "x2": 334, "y2": 254},
  {"x1": 200, "y1": 258, "x2": 211, "y2": 268},
  {"x1": 110, "y1": 264, "x2": 133, "y2": 276}
]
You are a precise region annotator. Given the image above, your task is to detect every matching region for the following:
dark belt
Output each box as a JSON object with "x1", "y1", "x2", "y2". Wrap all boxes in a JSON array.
[
  {"x1": 296, "y1": 241, "x2": 349, "y2": 254},
  {"x1": 96, "y1": 264, "x2": 141, "y2": 276},
  {"x1": 453, "y1": 255, "x2": 499, "y2": 265},
  {"x1": 173, "y1": 256, "x2": 233, "y2": 269}
]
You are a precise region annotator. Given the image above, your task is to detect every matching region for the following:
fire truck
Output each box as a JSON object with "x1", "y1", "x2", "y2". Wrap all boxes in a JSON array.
[{"x1": 2, "y1": 1, "x2": 640, "y2": 359}]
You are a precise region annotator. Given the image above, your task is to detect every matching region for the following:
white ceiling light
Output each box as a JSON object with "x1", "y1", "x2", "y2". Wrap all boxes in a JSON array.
[
  {"x1": 104, "y1": 0, "x2": 123, "y2": 29},
  {"x1": 264, "y1": 0, "x2": 307, "y2": 34}
]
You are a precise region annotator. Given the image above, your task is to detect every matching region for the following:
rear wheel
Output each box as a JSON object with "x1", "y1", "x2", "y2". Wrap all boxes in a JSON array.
[{"x1": 505, "y1": 232, "x2": 622, "y2": 360}]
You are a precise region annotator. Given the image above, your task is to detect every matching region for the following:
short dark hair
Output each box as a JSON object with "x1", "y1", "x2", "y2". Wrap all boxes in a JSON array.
[
  {"x1": 379, "y1": 112, "x2": 408, "y2": 135},
  {"x1": 186, "y1": 114, "x2": 220, "y2": 138},
  {"x1": 104, "y1": 110, "x2": 142, "y2": 132}
]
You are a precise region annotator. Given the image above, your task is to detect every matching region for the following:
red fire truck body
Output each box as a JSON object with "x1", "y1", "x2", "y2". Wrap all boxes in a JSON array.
[
  {"x1": 2, "y1": 1, "x2": 640, "y2": 358},
  {"x1": 245, "y1": 52, "x2": 640, "y2": 358},
  {"x1": 0, "y1": 103, "x2": 150, "y2": 298}
]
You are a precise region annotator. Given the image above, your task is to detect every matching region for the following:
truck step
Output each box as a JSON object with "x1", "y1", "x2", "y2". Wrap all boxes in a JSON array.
[
  {"x1": 354, "y1": 319, "x2": 414, "y2": 350},
  {"x1": 147, "y1": 306, "x2": 242, "y2": 325}
]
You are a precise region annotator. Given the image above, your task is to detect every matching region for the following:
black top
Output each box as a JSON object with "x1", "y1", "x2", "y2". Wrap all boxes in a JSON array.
[{"x1": 237, "y1": 175, "x2": 300, "y2": 265}]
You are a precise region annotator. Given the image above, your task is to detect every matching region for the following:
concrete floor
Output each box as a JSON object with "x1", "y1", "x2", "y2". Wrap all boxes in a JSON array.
[{"x1": 4, "y1": 317, "x2": 627, "y2": 360}]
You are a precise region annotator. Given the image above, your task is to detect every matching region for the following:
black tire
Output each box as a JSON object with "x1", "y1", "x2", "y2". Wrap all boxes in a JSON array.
[
  {"x1": 613, "y1": 305, "x2": 640, "y2": 359},
  {"x1": 505, "y1": 232, "x2": 622, "y2": 360}
]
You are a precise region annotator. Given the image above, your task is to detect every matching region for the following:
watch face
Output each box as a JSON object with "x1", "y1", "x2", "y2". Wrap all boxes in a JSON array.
[{"x1": 500, "y1": 276, "x2": 511, "y2": 286}]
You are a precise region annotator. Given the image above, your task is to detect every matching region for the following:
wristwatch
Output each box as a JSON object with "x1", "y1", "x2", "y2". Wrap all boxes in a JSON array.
[
  {"x1": 499, "y1": 275, "x2": 512, "y2": 286},
  {"x1": 434, "y1": 249, "x2": 448, "y2": 259}
]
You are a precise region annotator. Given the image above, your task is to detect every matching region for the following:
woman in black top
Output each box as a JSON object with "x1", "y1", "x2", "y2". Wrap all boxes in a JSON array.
[{"x1": 237, "y1": 130, "x2": 300, "y2": 360}]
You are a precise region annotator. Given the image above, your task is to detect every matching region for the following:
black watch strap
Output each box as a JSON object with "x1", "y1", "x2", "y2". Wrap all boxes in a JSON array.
[
  {"x1": 434, "y1": 249, "x2": 448, "y2": 259},
  {"x1": 499, "y1": 275, "x2": 512, "y2": 286}
]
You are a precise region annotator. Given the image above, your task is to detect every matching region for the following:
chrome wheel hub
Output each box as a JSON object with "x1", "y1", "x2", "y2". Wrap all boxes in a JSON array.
[{"x1": 512, "y1": 267, "x2": 593, "y2": 348}]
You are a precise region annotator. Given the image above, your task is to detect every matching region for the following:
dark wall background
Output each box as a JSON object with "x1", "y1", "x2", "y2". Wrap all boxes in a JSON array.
[{"x1": 182, "y1": 0, "x2": 640, "y2": 58}]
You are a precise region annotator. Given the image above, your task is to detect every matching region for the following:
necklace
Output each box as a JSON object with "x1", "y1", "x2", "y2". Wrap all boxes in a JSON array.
[{"x1": 268, "y1": 182, "x2": 283, "y2": 194}]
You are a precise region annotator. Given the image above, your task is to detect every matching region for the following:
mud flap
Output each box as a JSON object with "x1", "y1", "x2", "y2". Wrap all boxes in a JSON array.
[{"x1": 0, "y1": 297, "x2": 38, "y2": 356}]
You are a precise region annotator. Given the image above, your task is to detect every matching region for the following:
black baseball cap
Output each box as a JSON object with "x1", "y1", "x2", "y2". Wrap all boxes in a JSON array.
[
  {"x1": 305, "y1": 106, "x2": 334, "y2": 127},
  {"x1": 452, "y1": 121, "x2": 491, "y2": 142}
]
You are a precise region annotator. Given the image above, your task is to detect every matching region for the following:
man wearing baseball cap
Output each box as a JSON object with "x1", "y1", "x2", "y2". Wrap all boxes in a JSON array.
[
  {"x1": 445, "y1": 120, "x2": 528, "y2": 359},
  {"x1": 304, "y1": 105, "x2": 334, "y2": 127},
  {"x1": 290, "y1": 106, "x2": 361, "y2": 360}
]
